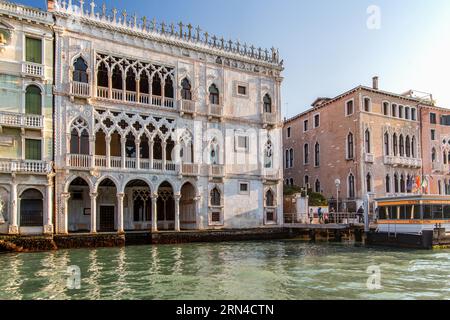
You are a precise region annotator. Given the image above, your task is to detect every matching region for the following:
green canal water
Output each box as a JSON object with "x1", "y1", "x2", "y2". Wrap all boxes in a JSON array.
[{"x1": 0, "y1": 241, "x2": 449, "y2": 300}]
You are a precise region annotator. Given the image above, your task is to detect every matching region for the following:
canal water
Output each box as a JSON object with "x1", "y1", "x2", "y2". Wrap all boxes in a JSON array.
[{"x1": 0, "y1": 241, "x2": 449, "y2": 300}]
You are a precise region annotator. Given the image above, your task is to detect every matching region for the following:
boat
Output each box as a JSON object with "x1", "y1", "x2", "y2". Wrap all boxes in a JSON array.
[{"x1": 366, "y1": 195, "x2": 450, "y2": 249}]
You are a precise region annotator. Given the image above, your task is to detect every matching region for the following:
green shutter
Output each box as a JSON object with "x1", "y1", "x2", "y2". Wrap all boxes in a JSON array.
[
  {"x1": 25, "y1": 139, "x2": 42, "y2": 160},
  {"x1": 26, "y1": 37, "x2": 42, "y2": 64},
  {"x1": 25, "y1": 86, "x2": 42, "y2": 115}
]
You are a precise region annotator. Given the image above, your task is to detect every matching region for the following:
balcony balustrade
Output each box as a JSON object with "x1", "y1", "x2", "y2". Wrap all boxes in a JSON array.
[
  {"x1": 209, "y1": 164, "x2": 225, "y2": 178},
  {"x1": 262, "y1": 112, "x2": 277, "y2": 126},
  {"x1": 384, "y1": 155, "x2": 423, "y2": 168},
  {"x1": 179, "y1": 99, "x2": 196, "y2": 115},
  {"x1": 181, "y1": 163, "x2": 200, "y2": 176},
  {"x1": 22, "y1": 62, "x2": 44, "y2": 78},
  {"x1": 0, "y1": 159, "x2": 51, "y2": 174},
  {"x1": 0, "y1": 111, "x2": 43, "y2": 129},
  {"x1": 365, "y1": 153, "x2": 375, "y2": 163},
  {"x1": 208, "y1": 104, "x2": 223, "y2": 119},
  {"x1": 71, "y1": 81, "x2": 90, "y2": 98}
]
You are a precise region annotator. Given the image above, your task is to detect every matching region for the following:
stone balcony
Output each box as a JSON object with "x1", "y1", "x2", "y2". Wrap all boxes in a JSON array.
[
  {"x1": 384, "y1": 155, "x2": 423, "y2": 168},
  {"x1": 22, "y1": 62, "x2": 44, "y2": 78},
  {"x1": 0, "y1": 111, "x2": 43, "y2": 129},
  {"x1": 262, "y1": 112, "x2": 277, "y2": 127},
  {"x1": 207, "y1": 103, "x2": 223, "y2": 120},
  {"x1": 71, "y1": 81, "x2": 90, "y2": 98},
  {"x1": 209, "y1": 165, "x2": 225, "y2": 179},
  {"x1": 0, "y1": 159, "x2": 52, "y2": 174},
  {"x1": 431, "y1": 162, "x2": 450, "y2": 174},
  {"x1": 365, "y1": 153, "x2": 375, "y2": 163},
  {"x1": 262, "y1": 169, "x2": 281, "y2": 182},
  {"x1": 178, "y1": 99, "x2": 196, "y2": 116},
  {"x1": 95, "y1": 86, "x2": 176, "y2": 109}
]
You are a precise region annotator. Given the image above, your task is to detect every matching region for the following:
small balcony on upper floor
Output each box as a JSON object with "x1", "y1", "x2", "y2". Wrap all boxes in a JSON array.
[
  {"x1": 261, "y1": 168, "x2": 281, "y2": 183},
  {"x1": 22, "y1": 62, "x2": 44, "y2": 78},
  {"x1": 384, "y1": 155, "x2": 423, "y2": 169},
  {"x1": 262, "y1": 112, "x2": 277, "y2": 128},
  {"x1": 0, "y1": 111, "x2": 43, "y2": 130},
  {"x1": 71, "y1": 81, "x2": 91, "y2": 98},
  {"x1": 0, "y1": 159, "x2": 52, "y2": 175},
  {"x1": 178, "y1": 99, "x2": 196, "y2": 117},
  {"x1": 209, "y1": 164, "x2": 225, "y2": 179},
  {"x1": 207, "y1": 103, "x2": 223, "y2": 121},
  {"x1": 364, "y1": 153, "x2": 375, "y2": 163}
]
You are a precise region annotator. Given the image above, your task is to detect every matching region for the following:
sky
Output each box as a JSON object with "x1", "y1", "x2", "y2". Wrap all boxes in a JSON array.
[{"x1": 10, "y1": 0, "x2": 450, "y2": 119}]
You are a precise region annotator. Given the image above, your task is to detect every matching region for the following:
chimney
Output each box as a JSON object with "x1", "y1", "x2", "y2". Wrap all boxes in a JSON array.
[
  {"x1": 47, "y1": 0, "x2": 55, "y2": 12},
  {"x1": 372, "y1": 76, "x2": 379, "y2": 90}
]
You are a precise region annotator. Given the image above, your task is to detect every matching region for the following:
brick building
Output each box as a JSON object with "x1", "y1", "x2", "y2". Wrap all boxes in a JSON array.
[{"x1": 283, "y1": 77, "x2": 447, "y2": 211}]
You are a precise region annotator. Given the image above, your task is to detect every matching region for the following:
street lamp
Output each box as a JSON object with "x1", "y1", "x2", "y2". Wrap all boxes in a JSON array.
[{"x1": 335, "y1": 179, "x2": 341, "y2": 214}]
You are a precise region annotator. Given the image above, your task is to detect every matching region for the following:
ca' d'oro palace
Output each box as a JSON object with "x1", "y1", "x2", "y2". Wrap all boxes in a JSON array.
[{"x1": 0, "y1": 0, "x2": 285, "y2": 250}]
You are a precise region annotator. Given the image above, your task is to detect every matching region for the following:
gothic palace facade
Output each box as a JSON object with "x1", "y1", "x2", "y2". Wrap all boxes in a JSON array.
[{"x1": 0, "y1": 0, "x2": 284, "y2": 235}]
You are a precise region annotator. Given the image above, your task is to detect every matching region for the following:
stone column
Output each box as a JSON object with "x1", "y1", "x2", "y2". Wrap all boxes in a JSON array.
[
  {"x1": 8, "y1": 180, "x2": 18, "y2": 235},
  {"x1": 117, "y1": 193, "x2": 125, "y2": 234},
  {"x1": 106, "y1": 136, "x2": 111, "y2": 168},
  {"x1": 121, "y1": 137, "x2": 127, "y2": 169},
  {"x1": 149, "y1": 141, "x2": 154, "y2": 169},
  {"x1": 174, "y1": 193, "x2": 181, "y2": 232},
  {"x1": 135, "y1": 139, "x2": 141, "y2": 170},
  {"x1": 89, "y1": 135, "x2": 95, "y2": 167},
  {"x1": 108, "y1": 71, "x2": 113, "y2": 99},
  {"x1": 90, "y1": 193, "x2": 97, "y2": 233},
  {"x1": 136, "y1": 78, "x2": 140, "y2": 103},
  {"x1": 162, "y1": 141, "x2": 167, "y2": 171},
  {"x1": 193, "y1": 195, "x2": 202, "y2": 230},
  {"x1": 44, "y1": 176, "x2": 54, "y2": 235},
  {"x1": 151, "y1": 193, "x2": 158, "y2": 232},
  {"x1": 61, "y1": 192, "x2": 71, "y2": 234}
]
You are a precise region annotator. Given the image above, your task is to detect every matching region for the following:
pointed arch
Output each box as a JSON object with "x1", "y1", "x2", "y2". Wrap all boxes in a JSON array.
[
  {"x1": 209, "y1": 83, "x2": 220, "y2": 105},
  {"x1": 263, "y1": 93, "x2": 272, "y2": 113},
  {"x1": 181, "y1": 77, "x2": 192, "y2": 100}
]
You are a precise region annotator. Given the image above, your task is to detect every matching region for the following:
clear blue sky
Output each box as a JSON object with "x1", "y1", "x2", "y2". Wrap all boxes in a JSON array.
[{"x1": 12, "y1": 0, "x2": 450, "y2": 118}]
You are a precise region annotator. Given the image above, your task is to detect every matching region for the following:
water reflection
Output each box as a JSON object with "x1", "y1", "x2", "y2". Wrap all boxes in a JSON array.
[{"x1": 0, "y1": 241, "x2": 449, "y2": 300}]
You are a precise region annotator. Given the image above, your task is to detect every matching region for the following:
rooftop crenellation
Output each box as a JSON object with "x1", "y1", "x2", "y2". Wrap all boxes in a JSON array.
[{"x1": 52, "y1": 0, "x2": 283, "y2": 67}]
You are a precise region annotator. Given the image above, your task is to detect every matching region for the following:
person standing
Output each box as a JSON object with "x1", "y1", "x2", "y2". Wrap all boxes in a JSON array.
[
  {"x1": 357, "y1": 206, "x2": 364, "y2": 223},
  {"x1": 318, "y1": 207, "x2": 323, "y2": 224}
]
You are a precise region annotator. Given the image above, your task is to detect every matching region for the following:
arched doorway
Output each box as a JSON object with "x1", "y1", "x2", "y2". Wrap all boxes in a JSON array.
[
  {"x1": 124, "y1": 179, "x2": 152, "y2": 231},
  {"x1": 180, "y1": 182, "x2": 196, "y2": 230},
  {"x1": 157, "y1": 181, "x2": 175, "y2": 230},
  {"x1": 97, "y1": 178, "x2": 117, "y2": 232},
  {"x1": 68, "y1": 177, "x2": 91, "y2": 233},
  {"x1": 20, "y1": 189, "x2": 43, "y2": 227}
]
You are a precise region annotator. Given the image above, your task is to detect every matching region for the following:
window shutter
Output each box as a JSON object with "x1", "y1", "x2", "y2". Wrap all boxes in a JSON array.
[
  {"x1": 26, "y1": 37, "x2": 42, "y2": 64},
  {"x1": 25, "y1": 139, "x2": 42, "y2": 160}
]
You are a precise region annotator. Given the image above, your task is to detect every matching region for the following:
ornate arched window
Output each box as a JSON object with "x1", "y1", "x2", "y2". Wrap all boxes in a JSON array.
[
  {"x1": 112, "y1": 64, "x2": 122, "y2": 90},
  {"x1": 164, "y1": 76, "x2": 174, "y2": 98},
  {"x1": 432, "y1": 148, "x2": 437, "y2": 162},
  {"x1": 386, "y1": 175, "x2": 391, "y2": 193},
  {"x1": 348, "y1": 174, "x2": 355, "y2": 198},
  {"x1": 73, "y1": 57, "x2": 88, "y2": 83},
  {"x1": 97, "y1": 61, "x2": 108, "y2": 88},
  {"x1": 315, "y1": 179, "x2": 321, "y2": 193},
  {"x1": 126, "y1": 68, "x2": 136, "y2": 92},
  {"x1": 365, "y1": 129, "x2": 371, "y2": 153},
  {"x1": 314, "y1": 142, "x2": 320, "y2": 167},
  {"x1": 304, "y1": 144, "x2": 309, "y2": 164},
  {"x1": 181, "y1": 78, "x2": 192, "y2": 100},
  {"x1": 384, "y1": 132, "x2": 390, "y2": 156},
  {"x1": 366, "y1": 173, "x2": 372, "y2": 193},
  {"x1": 347, "y1": 133, "x2": 354, "y2": 159},
  {"x1": 265, "y1": 189, "x2": 274, "y2": 207},
  {"x1": 264, "y1": 139, "x2": 273, "y2": 168},
  {"x1": 289, "y1": 148, "x2": 294, "y2": 168},
  {"x1": 393, "y1": 133, "x2": 398, "y2": 156},
  {"x1": 210, "y1": 188, "x2": 221, "y2": 206},
  {"x1": 152, "y1": 73, "x2": 162, "y2": 96},
  {"x1": 411, "y1": 136, "x2": 416, "y2": 158},
  {"x1": 25, "y1": 85, "x2": 41, "y2": 115},
  {"x1": 400, "y1": 175, "x2": 406, "y2": 193},
  {"x1": 210, "y1": 138, "x2": 219, "y2": 165},
  {"x1": 70, "y1": 118, "x2": 90, "y2": 155},
  {"x1": 209, "y1": 84, "x2": 220, "y2": 105},
  {"x1": 263, "y1": 94, "x2": 272, "y2": 113},
  {"x1": 304, "y1": 175, "x2": 310, "y2": 188},
  {"x1": 399, "y1": 134, "x2": 405, "y2": 157},
  {"x1": 405, "y1": 136, "x2": 411, "y2": 157}
]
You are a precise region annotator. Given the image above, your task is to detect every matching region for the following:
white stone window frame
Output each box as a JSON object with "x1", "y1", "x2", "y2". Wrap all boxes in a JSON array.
[
  {"x1": 345, "y1": 98, "x2": 355, "y2": 117},
  {"x1": 398, "y1": 105, "x2": 404, "y2": 119},
  {"x1": 303, "y1": 143, "x2": 309, "y2": 165},
  {"x1": 22, "y1": 32, "x2": 46, "y2": 65},
  {"x1": 208, "y1": 184, "x2": 224, "y2": 226},
  {"x1": 410, "y1": 107, "x2": 417, "y2": 121},
  {"x1": 313, "y1": 113, "x2": 320, "y2": 129},
  {"x1": 382, "y1": 100, "x2": 391, "y2": 117},
  {"x1": 362, "y1": 96, "x2": 372, "y2": 113},
  {"x1": 346, "y1": 131, "x2": 354, "y2": 160},
  {"x1": 235, "y1": 132, "x2": 250, "y2": 153},
  {"x1": 22, "y1": 136, "x2": 43, "y2": 161},
  {"x1": 22, "y1": 81, "x2": 46, "y2": 116},
  {"x1": 303, "y1": 119, "x2": 309, "y2": 132},
  {"x1": 263, "y1": 187, "x2": 277, "y2": 225},
  {"x1": 238, "y1": 181, "x2": 250, "y2": 195},
  {"x1": 234, "y1": 81, "x2": 249, "y2": 98}
]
